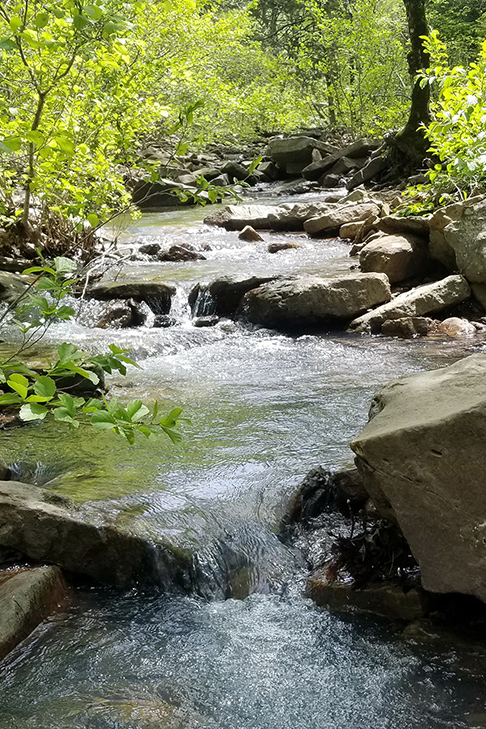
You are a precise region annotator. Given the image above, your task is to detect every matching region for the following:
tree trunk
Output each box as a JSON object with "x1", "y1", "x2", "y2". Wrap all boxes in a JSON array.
[{"x1": 394, "y1": 0, "x2": 431, "y2": 162}]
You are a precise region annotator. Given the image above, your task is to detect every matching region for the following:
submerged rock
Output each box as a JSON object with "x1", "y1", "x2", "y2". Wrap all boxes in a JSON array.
[
  {"x1": 0, "y1": 481, "x2": 190, "y2": 588},
  {"x1": 157, "y1": 245, "x2": 206, "y2": 262},
  {"x1": 350, "y1": 354, "x2": 486, "y2": 603},
  {"x1": 437, "y1": 317, "x2": 476, "y2": 337},
  {"x1": 94, "y1": 298, "x2": 147, "y2": 328},
  {"x1": 285, "y1": 466, "x2": 367, "y2": 525},
  {"x1": 193, "y1": 315, "x2": 219, "y2": 327},
  {"x1": 0, "y1": 566, "x2": 70, "y2": 662},
  {"x1": 267, "y1": 241, "x2": 301, "y2": 254},
  {"x1": 349, "y1": 275, "x2": 471, "y2": 333},
  {"x1": 238, "y1": 273, "x2": 391, "y2": 330},
  {"x1": 307, "y1": 575, "x2": 427, "y2": 622}
]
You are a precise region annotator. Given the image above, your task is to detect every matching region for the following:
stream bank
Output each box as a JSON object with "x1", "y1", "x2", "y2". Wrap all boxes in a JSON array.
[{"x1": 1, "y1": 195, "x2": 486, "y2": 727}]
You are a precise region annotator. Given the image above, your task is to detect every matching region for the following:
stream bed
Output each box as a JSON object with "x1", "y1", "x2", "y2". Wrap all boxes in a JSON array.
[{"x1": 1, "y1": 198, "x2": 486, "y2": 728}]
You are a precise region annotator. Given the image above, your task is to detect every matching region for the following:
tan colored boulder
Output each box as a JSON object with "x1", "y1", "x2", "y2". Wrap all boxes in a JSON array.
[
  {"x1": 376, "y1": 214, "x2": 430, "y2": 238},
  {"x1": 381, "y1": 317, "x2": 437, "y2": 338},
  {"x1": 304, "y1": 202, "x2": 381, "y2": 236},
  {"x1": 238, "y1": 273, "x2": 391, "y2": 329},
  {"x1": 437, "y1": 317, "x2": 476, "y2": 337},
  {"x1": 359, "y1": 233, "x2": 428, "y2": 283},
  {"x1": 443, "y1": 196, "x2": 486, "y2": 282},
  {"x1": 204, "y1": 202, "x2": 338, "y2": 231},
  {"x1": 0, "y1": 567, "x2": 70, "y2": 662},
  {"x1": 350, "y1": 354, "x2": 486, "y2": 603},
  {"x1": 238, "y1": 226, "x2": 264, "y2": 242},
  {"x1": 429, "y1": 205, "x2": 462, "y2": 269},
  {"x1": 340, "y1": 220, "x2": 367, "y2": 240},
  {"x1": 349, "y1": 275, "x2": 470, "y2": 333}
]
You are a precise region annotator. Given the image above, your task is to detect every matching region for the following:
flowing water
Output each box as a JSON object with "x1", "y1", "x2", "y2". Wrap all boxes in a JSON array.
[{"x1": 1, "y1": 195, "x2": 486, "y2": 728}]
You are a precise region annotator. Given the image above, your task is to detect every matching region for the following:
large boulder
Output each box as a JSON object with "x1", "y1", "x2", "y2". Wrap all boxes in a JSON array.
[
  {"x1": 0, "y1": 481, "x2": 190, "y2": 588},
  {"x1": 349, "y1": 275, "x2": 470, "y2": 333},
  {"x1": 443, "y1": 197, "x2": 486, "y2": 282},
  {"x1": 204, "y1": 202, "x2": 338, "y2": 232},
  {"x1": 350, "y1": 354, "x2": 486, "y2": 603},
  {"x1": 346, "y1": 156, "x2": 387, "y2": 190},
  {"x1": 189, "y1": 274, "x2": 279, "y2": 317},
  {"x1": 304, "y1": 202, "x2": 381, "y2": 236},
  {"x1": 376, "y1": 214, "x2": 431, "y2": 238},
  {"x1": 238, "y1": 273, "x2": 391, "y2": 330},
  {"x1": 265, "y1": 136, "x2": 334, "y2": 174},
  {"x1": 429, "y1": 203, "x2": 465, "y2": 270},
  {"x1": 359, "y1": 233, "x2": 429, "y2": 284},
  {"x1": 302, "y1": 139, "x2": 379, "y2": 181},
  {"x1": 89, "y1": 280, "x2": 176, "y2": 315}
]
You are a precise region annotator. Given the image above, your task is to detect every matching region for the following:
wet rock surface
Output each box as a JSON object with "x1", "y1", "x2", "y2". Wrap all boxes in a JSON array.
[
  {"x1": 239, "y1": 273, "x2": 391, "y2": 330},
  {"x1": 0, "y1": 481, "x2": 191, "y2": 588},
  {"x1": 189, "y1": 274, "x2": 279, "y2": 317},
  {"x1": 0, "y1": 566, "x2": 70, "y2": 662}
]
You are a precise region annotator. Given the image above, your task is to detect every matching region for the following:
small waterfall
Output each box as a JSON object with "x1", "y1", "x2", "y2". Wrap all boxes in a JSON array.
[
  {"x1": 190, "y1": 285, "x2": 217, "y2": 317},
  {"x1": 170, "y1": 284, "x2": 192, "y2": 323}
]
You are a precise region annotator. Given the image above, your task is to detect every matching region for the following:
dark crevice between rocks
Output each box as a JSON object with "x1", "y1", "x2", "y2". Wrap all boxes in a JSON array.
[{"x1": 284, "y1": 465, "x2": 486, "y2": 643}]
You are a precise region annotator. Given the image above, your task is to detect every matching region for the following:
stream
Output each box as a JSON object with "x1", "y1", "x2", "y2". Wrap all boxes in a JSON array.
[{"x1": 1, "y1": 195, "x2": 486, "y2": 728}]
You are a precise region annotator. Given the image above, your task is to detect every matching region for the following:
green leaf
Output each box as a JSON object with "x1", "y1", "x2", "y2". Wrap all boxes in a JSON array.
[
  {"x1": 161, "y1": 426, "x2": 183, "y2": 444},
  {"x1": 7, "y1": 374, "x2": 29, "y2": 399},
  {"x1": 53, "y1": 135, "x2": 74, "y2": 156},
  {"x1": 0, "y1": 38, "x2": 17, "y2": 51},
  {"x1": 83, "y1": 398, "x2": 103, "y2": 413},
  {"x1": 73, "y1": 13, "x2": 90, "y2": 30},
  {"x1": 57, "y1": 342, "x2": 81, "y2": 363},
  {"x1": 248, "y1": 155, "x2": 263, "y2": 175},
  {"x1": 34, "y1": 376, "x2": 56, "y2": 399},
  {"x1": 23, "y1": 265, "x2": 55, "y2": 275},
  {"x1": 55, "y1": 305, "x2": 75, "y2": 320},
  {"x1": 53, "y1": 407, "x2": 79, "y2": 426},
  {"x1": 19, "y1": 403, "x2": 48, "y2": 421},
  {"x1": 91, "y1": 409, "x2": 117, "y2": 425},
  {"x1": 9, "y1": 16, "x2": 23, "y2": 32},
  {"x1": 54, "y1": 257, "x2": 77, "y2": 274},
  {"x1": 87, "y1": 213, "x2": 99, "y2": 227},
  {"x1": 0, "y1": 393, "x2": 22, "y2": 405},
  {"x1": 0, "y1": 137, "x2": 21, "y2": 152},
  {"x1": 126, "y1": 400, "x2": 150, "y2": 421},
  {"x1": 64, "y1": 363, "x2": 99, "y2": 385},
  {"x1": 34, "y1": 12, "x2": 49, "y2": 29}
]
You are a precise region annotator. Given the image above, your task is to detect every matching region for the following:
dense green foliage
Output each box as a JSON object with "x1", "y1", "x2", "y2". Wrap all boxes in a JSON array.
[
  {"x1": 0, "y1": 256, "x2": 186, "y2": 442},
  {"x1": 414, "y1": 32, "x2": 486, "y2": 201},
  {"x1": 0, "y1": 0, "x2": 309, "y2": 232},
  {"x1": 428, "y1": 0, "x2": 486, "y2": 64}
]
